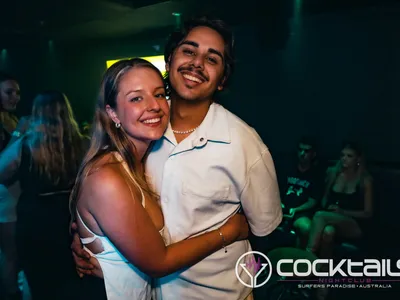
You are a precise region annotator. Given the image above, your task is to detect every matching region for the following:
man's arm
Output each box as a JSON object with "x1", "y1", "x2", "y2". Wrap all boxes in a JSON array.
[
  {"x1": 293, "y1": 197, "x2": 317, "y2": 214},
  {"x1": 70, "y1": 222, "x2": 98, "y2": 277},
  {"x1": 292, "y1": 171, "x2": 322, "y2": 214},
  {"x1": 240, "y1": 148, "x2": 283, "y2": 237}
]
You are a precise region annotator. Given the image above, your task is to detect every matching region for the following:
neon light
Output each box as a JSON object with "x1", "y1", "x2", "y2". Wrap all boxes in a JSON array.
[{"x1": 106, "y1": 55, "x2": 166, "y2": 75}]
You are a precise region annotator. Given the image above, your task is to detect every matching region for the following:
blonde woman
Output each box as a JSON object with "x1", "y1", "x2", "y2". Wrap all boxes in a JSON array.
[
  {"x1": 307, "y1": 141, "x2": 373, "y2": 258},
  {"x1": 0, "y1": 91, "x2": 87, "y2": 299}
]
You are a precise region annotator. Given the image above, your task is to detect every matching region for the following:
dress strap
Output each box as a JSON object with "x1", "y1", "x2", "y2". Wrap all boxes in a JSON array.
[{"x1": 76, "y1": 210, "x2": 98, "y2": 244}]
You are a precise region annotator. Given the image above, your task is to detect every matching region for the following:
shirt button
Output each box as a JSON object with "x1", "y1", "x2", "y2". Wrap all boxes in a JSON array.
[
  {"x1": 163, "y1": 197, "x2": 168, "y2": 203},
  {"x1": 200, "y1": 137, "x2": 204, "y2": 142}
]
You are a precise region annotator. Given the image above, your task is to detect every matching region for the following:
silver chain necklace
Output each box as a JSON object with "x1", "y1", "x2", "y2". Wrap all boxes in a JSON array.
[{"x1": 172, "y1": 127, "x2": 199, "y2": 134}]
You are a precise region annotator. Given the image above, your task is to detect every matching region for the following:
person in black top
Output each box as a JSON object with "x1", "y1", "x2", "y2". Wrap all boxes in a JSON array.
[
  {"x1": 0, "y1": 72, "x2": 21, "y2": 300},
  {"x1": 306, "y1": 141, "x2": 373, "y2": 259},
  {"x1": 278, "y1": 136, "x2": 324, "y2": 248},
  {"x1": 0, "y1": 91, "x2": 96, "y2": 299},
  {"x1": 0, "y1": 72, "x2": 20, "y2": 151}
]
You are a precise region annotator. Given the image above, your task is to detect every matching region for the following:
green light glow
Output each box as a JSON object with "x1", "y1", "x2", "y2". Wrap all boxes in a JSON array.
[{"x1": 106, "y1": 55, "x2": 166, "y2": 75}]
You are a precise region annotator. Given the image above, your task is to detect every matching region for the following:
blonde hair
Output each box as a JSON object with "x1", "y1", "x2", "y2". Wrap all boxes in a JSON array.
[
  {"x1": 25, "y1": 91, "x2": 86, "y2": 185},
  {"x1": 69, "y1": 58, "x2": 163, "y2": 222}
]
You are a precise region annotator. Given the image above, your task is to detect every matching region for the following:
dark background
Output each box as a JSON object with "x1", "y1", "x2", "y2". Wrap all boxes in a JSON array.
[{"x1": 1, "y1": 0, "x2": 399, "y2": 162}]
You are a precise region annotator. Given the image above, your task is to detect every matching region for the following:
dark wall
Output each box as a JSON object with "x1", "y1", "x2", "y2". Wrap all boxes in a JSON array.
[
  {"x1": 1, "y1": 3, "x2": 398, "y2": 163},
  {"x1": 0, "y1": 34, "x2": 167, "y2": 123},
  {"x1": 223, "y1": 4, "x2": 399, "y2": 163}
]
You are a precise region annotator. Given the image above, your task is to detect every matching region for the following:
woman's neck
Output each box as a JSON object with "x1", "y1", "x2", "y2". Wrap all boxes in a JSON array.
[{"x1": 341, "y1": 167, "x2": 359, "y2": 180}]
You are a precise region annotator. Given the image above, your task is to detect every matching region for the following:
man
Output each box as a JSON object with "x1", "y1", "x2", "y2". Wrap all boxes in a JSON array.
[
  {"x1": 278, "y1": 136, "x2": 324, "y2": 247},
  {"x1": 73, "y1": 16, "x2": 282, "y2": 300}
]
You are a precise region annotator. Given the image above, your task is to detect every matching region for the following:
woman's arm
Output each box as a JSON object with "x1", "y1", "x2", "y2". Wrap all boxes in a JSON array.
[
  {"x1": 81, "y1": 166, "x2": 248, "y2": 278},
  {"x1": 8, "y1": 116, "x2": 30, "y2": 145},
  {"x1": 0, "y1": 137, "x2": 23, "y2": 184}
]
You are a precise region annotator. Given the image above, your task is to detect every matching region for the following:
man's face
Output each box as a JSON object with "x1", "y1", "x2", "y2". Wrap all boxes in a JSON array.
[
  {"x1": 167, "y1": 26, "x2": 226, "y2": 102},
  {"x1": 297, "y1": 143, "x2": 315, "y2": 164}
]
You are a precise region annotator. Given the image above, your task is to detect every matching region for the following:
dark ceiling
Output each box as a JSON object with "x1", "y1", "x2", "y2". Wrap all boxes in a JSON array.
[{"x1": 0, "y1": 0, "x2": 399, "y2": 47}]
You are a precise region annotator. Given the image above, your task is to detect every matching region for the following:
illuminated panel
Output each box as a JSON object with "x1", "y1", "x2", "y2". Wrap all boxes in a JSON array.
[{"x1": 106, "y1": 55, "x2": 166, "y2": 75}]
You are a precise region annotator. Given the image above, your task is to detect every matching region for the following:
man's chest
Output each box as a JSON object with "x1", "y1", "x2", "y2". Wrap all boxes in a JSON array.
[
  {"x1": 148, "y1": 144, "x2": 244, "y2": 195},
  {"x1": 285, "y1": 174, "x2": 312, "y2": 198},
  {"x1": 146, "y1": 140, "x2": 247, "y2": 239}
]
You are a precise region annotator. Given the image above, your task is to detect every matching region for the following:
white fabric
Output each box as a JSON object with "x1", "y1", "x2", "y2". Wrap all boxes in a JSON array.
[
  {"x1": 78, "y1": 210, "x2": 152, "y2": 300},
  {"x1": 146, "y1": 103, "x2": 282, "y2": 300},
  {"x1": 78, "y1": 153, "x2": 170, "y2": 300}
]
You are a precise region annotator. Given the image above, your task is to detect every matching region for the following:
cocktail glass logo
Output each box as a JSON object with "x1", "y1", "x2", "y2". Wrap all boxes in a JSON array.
[{"x1": 235, "y1": 251, "x2": 273, "y2": 288}]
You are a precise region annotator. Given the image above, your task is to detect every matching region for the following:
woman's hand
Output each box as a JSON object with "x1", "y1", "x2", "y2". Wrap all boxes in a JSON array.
[
  {"x1": 220, "y1": 212, "x2": 249, "y2": 244},
  {"x1": 327, "y1": 204, "x2": 342, "y2": 213}
]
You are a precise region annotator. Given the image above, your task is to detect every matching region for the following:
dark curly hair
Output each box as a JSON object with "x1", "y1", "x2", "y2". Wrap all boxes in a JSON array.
[{"x1": 163, "y1": 16, "x2": 235, "y2": 95}]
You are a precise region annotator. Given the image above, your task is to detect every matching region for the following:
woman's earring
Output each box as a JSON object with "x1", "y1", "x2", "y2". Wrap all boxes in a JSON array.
[{"x1": 115, "y1": 122, "x2": 121, "y2": 128}]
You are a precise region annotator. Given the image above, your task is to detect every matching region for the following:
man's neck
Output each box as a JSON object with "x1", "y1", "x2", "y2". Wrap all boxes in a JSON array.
[{"x1": 170, "y1": 93, "x2": 212, "y2": 131}]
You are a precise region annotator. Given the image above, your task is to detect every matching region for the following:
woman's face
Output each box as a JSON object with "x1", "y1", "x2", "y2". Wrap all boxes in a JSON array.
[
  {"x1": 108, "y1": 67, "x2": 170, "y2": 146},
  {"x1": 340, "y1": 147, "x2": 360, "y2": 169},
  {"x1": 0, "y1": 80, "x2": 20, "y2": 112}
]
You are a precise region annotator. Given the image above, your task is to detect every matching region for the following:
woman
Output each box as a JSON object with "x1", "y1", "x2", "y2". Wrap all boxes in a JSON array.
[
  {"x1": 0, "y1": 72, "x2": 21, "y2": 299},
  {"x1": 69, "y1": 58, "x2": 248, "y2": 299},
  {"x1": 0, "y1": 72, "x2": 20, "y2": 151},
  {"x1": 0, "y1": 91, "x2": 88, "y2": 299},
  {"x1": 306, "y1": 141, "x2": 373, "y2": 258}
]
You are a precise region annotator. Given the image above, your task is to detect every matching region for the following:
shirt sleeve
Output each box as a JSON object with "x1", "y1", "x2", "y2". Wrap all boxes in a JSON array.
[
  {"x1": 275, "y1": 157, "x2": 287, "y2": 198},
  {"x1": 240, "y1": 149, "x2": 283, "y2": 237}
]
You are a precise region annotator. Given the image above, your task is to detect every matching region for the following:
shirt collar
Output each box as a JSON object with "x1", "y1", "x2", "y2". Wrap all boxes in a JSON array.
[
  {"x1": 163, "y1": 102, "x2": 231, "y2": 145},
  {"x1": 194, "y1": 102, "x2": 231, "y2": 144}
]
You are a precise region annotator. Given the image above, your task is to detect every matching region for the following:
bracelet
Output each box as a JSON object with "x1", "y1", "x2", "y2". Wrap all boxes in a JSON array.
[
  {"x1": 218, "y1": 228, "x2": 228, "y2": 253},
  {"x1": 12, "y1": 131, "x2": 21, "y2": 137}
]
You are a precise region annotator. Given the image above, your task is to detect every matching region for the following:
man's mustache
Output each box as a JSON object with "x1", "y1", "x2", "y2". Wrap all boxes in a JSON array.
[{"x1": 177, "y1": 66, "x2": 209, "y2": 82}]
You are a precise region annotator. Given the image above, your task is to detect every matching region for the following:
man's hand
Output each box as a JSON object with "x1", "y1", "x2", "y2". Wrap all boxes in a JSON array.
[
  {"x1": 71, "y1": 222, "x2": 95, "y2": 277},
  {"x1": 288, "y1": 208, "x2": 297, "y2": 218}
]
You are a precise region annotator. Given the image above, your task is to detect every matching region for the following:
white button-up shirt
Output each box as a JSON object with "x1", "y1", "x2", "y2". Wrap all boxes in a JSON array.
[{"x1": 146, "y1": 103, "x2": 282, "y2": 300}]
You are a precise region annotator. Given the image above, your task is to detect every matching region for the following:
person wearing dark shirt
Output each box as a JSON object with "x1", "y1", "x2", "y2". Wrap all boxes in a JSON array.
[
  {"x1": 278, "y1": 137, "x2": 324, "y2": 248},
  {"x1": 307, "y1": 141, "x2": 373, "y2": 257},
  {"x1": 0, "y1": 72, "x2": 21, "y2": 300},
  {"x1": 0, "y1": 91, "x2": 89, "y2": 299}
]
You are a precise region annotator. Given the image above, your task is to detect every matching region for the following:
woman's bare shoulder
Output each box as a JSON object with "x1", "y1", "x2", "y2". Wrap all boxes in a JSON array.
[{"x1": 83, "y1": 153, "x2": 125, "y2": 189}]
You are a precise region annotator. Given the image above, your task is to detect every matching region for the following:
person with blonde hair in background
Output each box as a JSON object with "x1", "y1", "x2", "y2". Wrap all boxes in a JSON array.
[
  {"x1": 0, "y1": 91, "x2": 88, "y2": 299},
  {"x1": 0, "y1": 72, "x2": 21, "y2": 300},
  {"x1": 306, "y1": 141, "x2": 373, "y2": 258}
]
